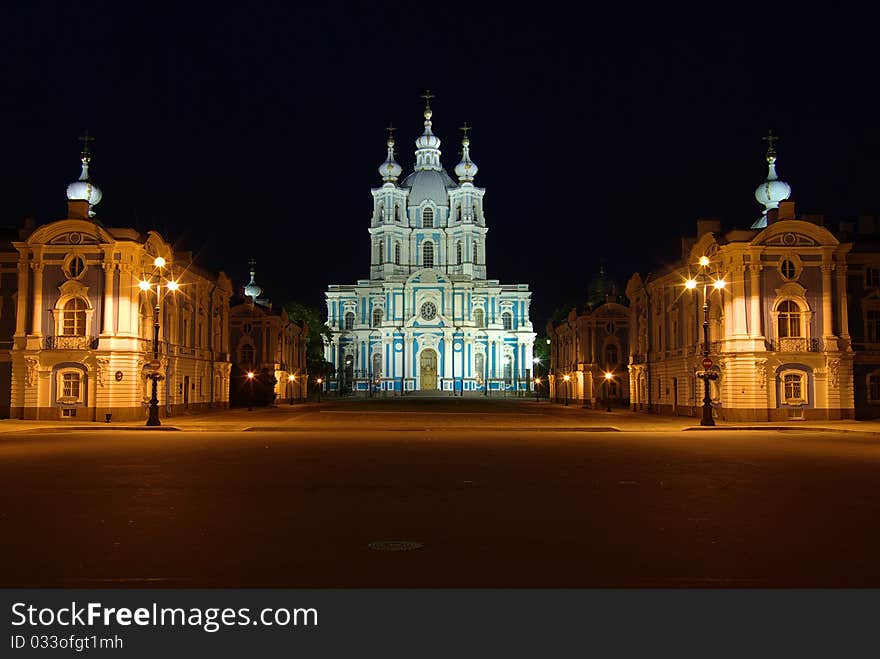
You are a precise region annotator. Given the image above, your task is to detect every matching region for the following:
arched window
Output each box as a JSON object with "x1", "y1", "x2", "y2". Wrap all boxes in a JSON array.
[
  {"x1": 372, "y1": 307, "x2": 383, "y2": 327},
  {"x1": 472, "y1": 241, "x2": 478, "y2": 264},
  {"x1": 474, "y1": 308, "x2": 485, "y2": 329},
  {"x1": 394, "y1": 242, "x2": 401, "y2": 265},
  {"x1": 394, "y1": 205, "x2": 400, "y2": 222},
  {"x1": 62, "y1": 298, "x2": 87, "y2": 336},
  {"x1": 423, "y1": 207, "x2": 434, "y2": 228},
  {"x1": 378, "y1": 242, "x2": 384, "y2": 264},
  {"x1": 423, "y1": 242, "x2": 434, "y2": 268},
  {"x1": 605, "y1": 344, "x2": 619, "y2": 368},
  {"x1": 502, "y1": 312, "x2": 513, "y2": 331},
  {"x1": 456, "y1": 242, "x2": 462, "y2": 265},
  {"x1": 777, "y1": 301, "x2": 802, "y2": 338},
  {"x1": 240, "y1": 343, "x2": 255, "y2": 366},
  {"x1": 344, "y1": 312, "x2": 355, "y2": 330}
]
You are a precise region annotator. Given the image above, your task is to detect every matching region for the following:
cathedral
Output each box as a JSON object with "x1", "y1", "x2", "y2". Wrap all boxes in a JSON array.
[{"x1": 324, "y1": 98, "x2": 535, "y2": 394}]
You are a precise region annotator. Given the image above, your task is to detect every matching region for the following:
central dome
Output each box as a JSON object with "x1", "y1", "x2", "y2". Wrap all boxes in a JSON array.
[{"x1": 401, "y1": 168, "x2": 457, "y2": 205}]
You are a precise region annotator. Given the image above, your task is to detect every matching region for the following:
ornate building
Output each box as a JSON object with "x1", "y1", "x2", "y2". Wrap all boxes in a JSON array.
[
  {"x1": 324, "y1": 98, "x2": 535, "y2": 394},
  {"x1": 229, "y1": 261, "x2": 308, "y2": 403},
  {"x1": 7, "y1": 145, "x2": 233, "y2": 420},
  {"x1": 626, "y1": 139, "x2": 854, "y2": 421}
]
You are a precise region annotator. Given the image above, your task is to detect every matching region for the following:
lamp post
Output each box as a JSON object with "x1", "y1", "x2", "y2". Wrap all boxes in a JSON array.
[
  {"x1": 532, "y1": 357, "x2": 540, "y2": 398},
  {"x1": 685, "y1": 256, "x2": 726, "y2": 427},
  {"x1": 533, "y1": 377, "x2": 541, "y2": 403},
  {"x1": 563, "y1": 374, "x2": 570, "y2": 406},
  {"x1": 139, "y1": 256, "x2": 178, "y2": 427},
  {"x1": 316, "y1": 377, "x2": 323, "y2": 403},
  {"x1": 604, "y1": 371, "x2": 613, "y2": 412},
  {"x1": 246, "y1": 370, "x2": 255, "y2": 411},
  {"x1": 288, "y1": 374, "x2": 295, "y2": 405}
]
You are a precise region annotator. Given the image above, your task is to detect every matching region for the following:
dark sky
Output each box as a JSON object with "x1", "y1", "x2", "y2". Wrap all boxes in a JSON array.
[{"x1": 3, "y1": 4, "x2": 877, "y2": 328}]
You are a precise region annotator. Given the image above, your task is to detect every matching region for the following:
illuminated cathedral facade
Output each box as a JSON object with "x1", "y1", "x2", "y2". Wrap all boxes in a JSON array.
[{"x1": 324, "y1": 99, "x2": 535, "y2": 394}]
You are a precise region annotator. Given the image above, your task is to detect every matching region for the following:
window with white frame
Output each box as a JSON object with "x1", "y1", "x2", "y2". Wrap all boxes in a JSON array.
[
  {"x1": 378, "y1": 242, "x2": 384, "y2": 264},
  {"x1": 456, "y1": 242, "x2": 462, "y2": 265},
  {"x1": 502, "y1": 312, "x2": 513, "y2": 331},
  {"x1": 777, "y1": 300, "x2": 803, "y2": 338},
  {"x1": 344, "y1": 312, "x2": 355, "y2": 330},
  {"x1": 394, "y1": 242, "x2": 400, "y2": 265},
  {"x1": 62, "y1": 298, "x2": 88, "y2": 336},
  {"x1": 782, "y1": 371, "x2": 806, "y2": 404},
  {"x1": 474, "y1": 308, "x2": 485, "y2": 329},
  {"x1": 423, "y1": 242, "x2": 434, "y2": 268},
  {"x1": 56, "y1": 369, "x2": 85, "y2": 405},
  {"x1": 423, "y1": 207, "x2": 434, "y2": 228},
  {"x1": 372, "y1": 307, "x2": 383, "y2": 327}
]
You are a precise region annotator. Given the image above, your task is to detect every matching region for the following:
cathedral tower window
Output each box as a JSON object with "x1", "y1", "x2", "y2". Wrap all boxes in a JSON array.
[
  {"x1": 474, "y1": 308, "x2": 485, "y2": 329},
  {"x1": 344, "y1": 312, "x2": 355, "y2": 330},
  {"x1": 456, "y1": 242, "x2": 462, "y2": 265},
  {"x1": 62, "y1": 298, "x2": 88, "y2": 336},
  {"x1": 423, "y1": 207, "x2": 434, "y2": 228},
  {"x1": 777, "y1": 301, "x2": 802, "y2": 338},
  {"x1": 378, "y1": 242, "x2": 384, "y2": 264},
  {"x1": 394, "y1": 242, "x2": 400, "y2": 265},
  {"x1": 394, "y1": 205, "x2": 400, "y2": 222},
  {"x1": 502, "y1": 311, "x2": 513, "y2": 331},
  {"x1": 472, "y1": 241, "x2": 478, "y2": 264},
  {"x1": 372, "y1": 307, "x2": 383, "y2": 327},
  {"x1": 423, "y1": 242, "x2": 435, "y2": 268}
]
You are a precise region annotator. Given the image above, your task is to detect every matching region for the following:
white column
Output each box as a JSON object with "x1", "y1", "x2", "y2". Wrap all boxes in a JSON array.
[
  {"x1": 31, "y1": 264, "x2": 43, "y2": 336},
  {"x1": 15, "y1": 261, "x2": 29, "y2": 337},
  {"x1": 732, "y1": 265, "x2": 748, "y2": 337},
  {"x1": 821, "y1": 263, "x2": 835, "y2": 338},
  {"x1": 836, "y1": 265, "x2": 850, "y2": 341},
  {"x1": 102, "y1": 263, "x2": 115, "y2": 335},
  {"x1": 749, "y1": 264, "x2": 762, "y2": 338}
]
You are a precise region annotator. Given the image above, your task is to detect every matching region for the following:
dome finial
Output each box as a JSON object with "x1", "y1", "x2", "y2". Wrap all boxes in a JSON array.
[
  {"x1": 455, "y1": 121, "x2": 478, "y2": 183},
  {"x1": 378, "y1": 122, "x2": 402, "y2": 183},
  {"x1": 420, "y1": 89, "x2": 435, "y2": 120},
  {"x1": 66, "y1": 131, "x2": 103, "y2": 217},
  {"x1": 414, "y1": 90, "x2": 442, "y2": 171},
  {"x1": 244, "y1": 258, "x2": 263, "y2": 303},
  {"x1": 751, "y1": 130, "x2": 791, "y2": 229}
]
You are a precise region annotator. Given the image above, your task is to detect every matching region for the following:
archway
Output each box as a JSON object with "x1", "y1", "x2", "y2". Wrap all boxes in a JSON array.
[{"x1": 420, "y1": 349, "x2": 437, "y2": 391}]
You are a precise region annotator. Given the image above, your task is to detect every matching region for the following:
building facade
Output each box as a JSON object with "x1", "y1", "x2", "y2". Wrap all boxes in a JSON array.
[
  {"x1": 324, "y1": 100, "x2": 535, "y2": 394},
  {"x1": 229, "y1": 262, "x2": 309, "y2": 403},
  {"x1": 624, "y1": 141, "x2": 856, "y2": 422},
  {"x1": 7, "y1": 147, "x2": 233, "y2": 420}
]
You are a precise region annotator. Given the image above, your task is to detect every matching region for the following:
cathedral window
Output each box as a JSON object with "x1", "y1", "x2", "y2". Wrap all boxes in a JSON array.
[
  {"x1": 62, "y1": 298, "x2": 88, "y2": 336},
  {"x1": 780, "y1": 259, "x2": 797, "y2": 280},
  {"x1": 867, "y1": 310, "x2": 880, "y2": 342},
  {"x1": 394, "y1": 205, "x2": 400, "y2": 222},
  {"x1": 474, "y1": 308, "x2": 485, "y2": 329},
  {"x1": 777, "y1": 301, "x2": 802, "y2": 338},
  {"x1": 475, "y1": 353, "x2": 485, "y2": 382},
  {"x1": 372, "y1": 307, "x2": 383, "y2": 327},
  {"x1": 378, "y1": 242, "x2": 384, "y2": 264},
  {"x1": 344, "y1": 312, "x2": 355, "y2": 330},
  {"x1": 423, "y1": 207, "x2": 434, "y2": 228},
  {"x1": 394, "y1": 242, "x2": 401, "y2": 265},
  {"x1": 472, "y1": 241, "x2": 478, "y2": 264},
  {"x1": 423, "y1": 242, "x2": 434, "y2": 268},
  {"x1": 456, "y1": 242, "x2": 462, "y2": 265},
  {"x1": 502, "y1": 312, "x2": 513, "y2": 331}
]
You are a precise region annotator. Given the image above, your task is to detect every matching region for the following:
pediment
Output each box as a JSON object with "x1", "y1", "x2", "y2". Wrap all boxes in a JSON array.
[{"x1": 58, "y1": 278, "x2": 89, "y2": 297}]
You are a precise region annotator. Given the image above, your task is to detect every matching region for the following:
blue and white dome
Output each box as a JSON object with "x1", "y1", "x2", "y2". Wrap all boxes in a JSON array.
[
  {"x1": 66, "y1": 150, "x2": 102, "y2": 217},
  {"x1": 455, "y1": 134, "x2": 478, "y2": 183},
  {"x1": 751, "y1": 135, "x2": 791, "y2": 229}
]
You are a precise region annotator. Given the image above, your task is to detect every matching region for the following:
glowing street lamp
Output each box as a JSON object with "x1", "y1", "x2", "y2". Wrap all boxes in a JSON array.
[
  {"x1": 685, "y1": 255, "x2": 726, "y2": 426},
  {"x1": 533, "y1": 377, "x2": 541, "y2": 403},
  {"x1": 288, "y1": 374, "x2": 296, "y2": 405},
  {"x1": 316, "y1": 377, "x2": 323, "y2": 403},
  {"x1": 139, "y1": 255, "x2": 178, "y2": 427},
  {"x1": 604, "y1": 371, "x2": 614, "y2": 412},
  {"x1": 563, "y1": 373, "x2": 571, "y2": 406}
]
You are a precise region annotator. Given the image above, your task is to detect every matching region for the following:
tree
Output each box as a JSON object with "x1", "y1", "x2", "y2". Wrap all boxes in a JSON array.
[{"x1": 285, "y1": 301, "x2": 335, "y2": 388}]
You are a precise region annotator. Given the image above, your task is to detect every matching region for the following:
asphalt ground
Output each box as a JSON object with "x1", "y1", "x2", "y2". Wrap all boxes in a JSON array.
[{"x1": 1, "y1": 399, "x2": 879, "y2": 587}]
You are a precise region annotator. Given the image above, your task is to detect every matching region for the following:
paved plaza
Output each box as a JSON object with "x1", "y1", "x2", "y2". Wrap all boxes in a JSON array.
[{"x1": 2, "y1": 398, "x2": 879, "y2": 587}]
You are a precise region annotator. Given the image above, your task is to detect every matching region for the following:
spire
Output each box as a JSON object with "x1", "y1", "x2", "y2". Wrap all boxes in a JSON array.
[
  {"x1": 378, "y1": 123, "x2": 402, "y2": 183},
  {"x1": 244, "y1": 258, "x2": 263, "y2": 303},
  {"x1": 66, "y1": 131, "x2": 103, "y2": 218},
  {"x1": 455, "y1": 122, "x2": 479, "y2": 183},
  {"x1": 751, "y1": 130, "x2": 792, "y2": 229},
  {"x1": 414, "y1": 89, "x2": 442, "y2": 171}
]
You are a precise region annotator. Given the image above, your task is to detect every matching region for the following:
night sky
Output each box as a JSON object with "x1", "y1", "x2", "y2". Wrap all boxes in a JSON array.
[{"x1": 3, "y1": 4, "x2": 877, "y2": 328}]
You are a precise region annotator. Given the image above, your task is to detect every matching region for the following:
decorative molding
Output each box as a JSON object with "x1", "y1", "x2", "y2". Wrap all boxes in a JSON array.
[
  {"x1": 828, "y1": 359, "x2": 841, "y2": 388},
  {"x1": 24, "y1": 357, "x2": 39, "y2": 386},
  {"x1": 95, "y1": 357, "x2": 110, "y2": 387}
]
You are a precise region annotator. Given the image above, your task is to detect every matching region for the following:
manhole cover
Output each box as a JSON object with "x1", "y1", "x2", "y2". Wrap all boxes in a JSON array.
[{"x1": 368, "y1": 540, "x2": 423, "y2": 552}]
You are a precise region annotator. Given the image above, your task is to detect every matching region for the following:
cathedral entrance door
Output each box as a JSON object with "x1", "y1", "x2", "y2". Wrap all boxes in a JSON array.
[{"x1": 420, "y1": 349, "x2": 438, "y2": 391}]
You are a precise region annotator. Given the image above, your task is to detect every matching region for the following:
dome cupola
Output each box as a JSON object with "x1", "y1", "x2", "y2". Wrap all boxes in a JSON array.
[
  {"x1": 65, "y1": 132, "x2": 102, "y2": 217},
  {"x1": 414, "y1": 90, "x2": 442, "y2": 171},
  {"x1": 244, "y1": 259, "x2": 263, "y2": 302},
  {"x1": 751, "y1": 130, "x2": 792, "y2": 229},
  {"x1": 454, "y1": 123, "x2": 478, "y2": 183},
  {"x1": 378, "y1": 125, "x2": 402, "y2": 183}
]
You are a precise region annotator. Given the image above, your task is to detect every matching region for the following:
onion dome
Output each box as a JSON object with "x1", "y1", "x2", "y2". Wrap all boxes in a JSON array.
[
  {"x1": 66, "y1": 133, "x2": 102, "y2": 217},
  {"x1": 751, "y1": 131, "x2": 791, "y2": 229},
  {"x1": 414, "y1": 91, "x2": 442, "y2": 171},
  {"x1": 244, "y1": 259, "x2": 262, "y2": 301},
  {"x1": 378, "y1": 129, "x2": 402, "y2": 183},
  {"x1": 455, "y1": 123, "x2": 478, "y2": 183}
]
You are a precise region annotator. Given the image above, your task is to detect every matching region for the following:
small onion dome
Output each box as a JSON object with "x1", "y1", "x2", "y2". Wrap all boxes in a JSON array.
[
  {"x1": 752, "y1": 138, "x2": 791, "y2": 229},
  {"x1": 244, "y1": 262, "x2": 262, "y2": 301},
  {"x1": 66, "y1": 152, "x2": 102, "y2": 216},
  {"x1": 455, "y1": 135, "x2": 478, "y2": 183},
  {"x1": 415, "y1": 106, "x2": 441, "y2": 151},
  {"x1": 378, "y1": 137, "x2": 402, "y2": 183}
]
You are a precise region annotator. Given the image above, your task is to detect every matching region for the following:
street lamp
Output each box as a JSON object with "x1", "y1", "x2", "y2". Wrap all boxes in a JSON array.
[
  {"x1": 604, "y1": 371, "x2": 613, "y2": 412},
  {"x1": 246, "y1": 370, "x2": 255, "y2": 411},
  {"x1": 139, "y1": 256, "x2": 179, "y2": 427},
  {"x1": 533, "y1": 377, "x2": 541, "y2": 403},
  {"x1": 316, "y1": 377, "x2": 323, "y2": 403},
  {"x1": 684, "y1": 256, "x2": 726, "y2": 427},
  {"x1": 563, "y1": 374, "x2": 570, "y2": 406},
  {"x1": 288, "y1": 374, "x2": 295, "y2": 405}
]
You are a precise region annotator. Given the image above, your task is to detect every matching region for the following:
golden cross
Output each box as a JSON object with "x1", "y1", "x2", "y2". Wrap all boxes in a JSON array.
[
  {"x1": 386, "y1": 122, "x2": 396, "y2": 140},
  {"x1": 763, "y1": 129, "x2": 779, "y2": 155},
  {"x1": 78, "y1": 130, "x2": 95, "y2": 155},
  {"x1": 421, "y1": 89, "x2": 435, "y2": 108},
  {"x1": 460, "y1": 121, "x2": 471, "y2": 137}
]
